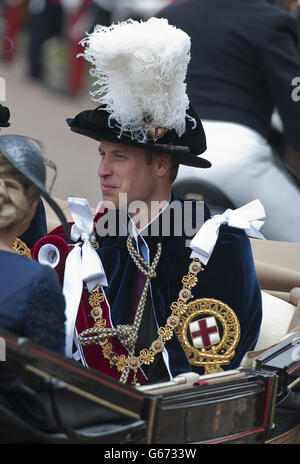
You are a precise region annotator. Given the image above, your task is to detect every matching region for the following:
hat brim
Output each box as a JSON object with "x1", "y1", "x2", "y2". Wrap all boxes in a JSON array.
[
  {"x1": 66, "y1": 105, "x2": 211, "y2": 169},
  {"x1": 0, "y1": 104, "x2": 10, "y2": 128},
  {"x1": 67, "y1": 120, "x2": 211, "y2": 169}
]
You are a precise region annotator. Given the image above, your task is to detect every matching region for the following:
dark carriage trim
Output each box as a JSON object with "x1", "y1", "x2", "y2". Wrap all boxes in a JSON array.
[
  {"x1": 1, "y1": 329, "x2": 300, "y2": 444},
  {"x1": 256, "y1": 334, "x2": 300, "y2": 395},
  {"x1": 1, "y1": 331, "x2": 144, "y2": 420},
  {"x1": 288, "y1": 362, "x2": 300, "y2": 375},
  {"x1": 144, "y1": 370, "x2": 278, "y2": 444},
  {"x1": 200, "y1": 376, "x2": 276, "y2": 444}
]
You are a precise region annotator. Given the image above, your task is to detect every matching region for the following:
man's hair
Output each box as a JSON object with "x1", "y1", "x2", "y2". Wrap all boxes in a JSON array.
[{"x1": 144, "y1": 150, "x2": 179, "y2": 184}]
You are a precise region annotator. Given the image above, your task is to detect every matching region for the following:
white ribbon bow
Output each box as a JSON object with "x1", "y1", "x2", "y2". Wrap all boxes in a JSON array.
[
  {"x1": 190, "y1": 199, "x2": 266, "y2": 265},
  {"x1": 64, "y1": 197, "x2": 107, "y2": 358}
]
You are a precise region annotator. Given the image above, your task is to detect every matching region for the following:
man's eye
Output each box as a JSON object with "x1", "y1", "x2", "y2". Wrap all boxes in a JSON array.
[{"x1": 115, "y1": 153, "x2": 126, "y2": 159}]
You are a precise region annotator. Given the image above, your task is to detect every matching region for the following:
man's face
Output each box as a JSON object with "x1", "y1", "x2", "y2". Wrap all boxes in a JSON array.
[
  {"x1": 98, "y1": 140, "x2": 161, "y2": 209},
  {"x1": 276, "y1": 0, "x2": 299, "y2": 12}
]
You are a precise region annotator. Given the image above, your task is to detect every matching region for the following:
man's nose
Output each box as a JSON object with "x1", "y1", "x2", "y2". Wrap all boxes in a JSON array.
[{"x1": 98, "y1": 157, "x2": 112, "y2": 177}]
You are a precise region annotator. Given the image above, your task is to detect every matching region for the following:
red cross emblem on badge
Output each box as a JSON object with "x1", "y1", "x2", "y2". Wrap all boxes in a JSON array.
[
  {"x1": 189, "y1": 317, "x2": 220, "y2": 348},
  {"x1": 148, "y1": 121, "x2": 166, "y2": 142}
]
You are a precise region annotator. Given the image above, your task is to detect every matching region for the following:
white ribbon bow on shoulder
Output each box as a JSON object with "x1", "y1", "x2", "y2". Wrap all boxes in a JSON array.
[
  {"x1": 190, "y1": 199, "x2": 266, "y2": 265},
  {"x1": 68, "y1": 197, "x2": 108, "y2": 291},
  {"x1": 64, "y1": 197, "x2": 107, "y2": 358}
]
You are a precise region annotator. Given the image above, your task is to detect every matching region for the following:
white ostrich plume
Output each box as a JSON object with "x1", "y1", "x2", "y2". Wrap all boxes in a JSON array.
[{"x1": 80, "y1": 17, "x2": 192, "y2": 142}]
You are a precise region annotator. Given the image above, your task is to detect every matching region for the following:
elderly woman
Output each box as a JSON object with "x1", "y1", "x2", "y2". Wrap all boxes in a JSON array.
[{"x1": 0, "y1": 134, "x2": 69, "y2": 354}]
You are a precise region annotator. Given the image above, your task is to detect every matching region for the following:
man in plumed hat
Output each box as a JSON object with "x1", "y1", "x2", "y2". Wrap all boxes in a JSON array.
[{"x1": 34, "y1": 18, "x2": 264, "y2": 386}]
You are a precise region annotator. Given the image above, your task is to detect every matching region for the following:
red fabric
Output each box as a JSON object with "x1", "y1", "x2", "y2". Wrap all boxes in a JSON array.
[
  {"x1": 3, "y1": 4, "x2": 24, "y2": 60},
  {"x1": 76, "y1": 288, "x2": 147, "y2": 385},
  {"x1": 67, "y1": 37, "x2": 86, "y2": 96},
  {"x1": 66, "y1": 0, "x2": 93, "y2": 96},
  {"x1": 31, "y1": 213, "x2": 147, "y2": 385},
  {"x1": 31, "y1": 234, "x2": 71, "y2": 283}
]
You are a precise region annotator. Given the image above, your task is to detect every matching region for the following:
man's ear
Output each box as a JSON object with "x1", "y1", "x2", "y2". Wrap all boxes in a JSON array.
[{"x1": 155, "y1": 154, "x2": 172, "y2": 177}]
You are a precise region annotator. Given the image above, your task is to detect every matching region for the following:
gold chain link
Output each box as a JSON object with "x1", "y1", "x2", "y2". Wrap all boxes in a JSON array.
[{"x1": 78, "y1": 235, "x2": 203, "y2": 385}]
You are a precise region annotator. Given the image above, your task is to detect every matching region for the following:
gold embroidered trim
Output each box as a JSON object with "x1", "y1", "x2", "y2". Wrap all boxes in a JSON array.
[
  {"x1": 78, "y1": 239, "x2": 204, "y2": 385},
  {"x1": 175, "y1": 298, "x2": 240, "y2": 374},
  {"x1": 78, "y1": 235, "x2": 163, "y2": 385},
  {"x1": 12, "y1": 238, "x2": 32, "y2": 258},
  {"x1": 79, "y1": 234, "x2": 240, "y2": 382}
]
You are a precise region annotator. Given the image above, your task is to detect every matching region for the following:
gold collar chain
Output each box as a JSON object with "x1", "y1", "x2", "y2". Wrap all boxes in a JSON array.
[
  {"x1": 12, "y1": 238, "x2": 32, "y2": 258},
  {"x1": 78, "y1": 233, "x2": 203, "y2": 385}
]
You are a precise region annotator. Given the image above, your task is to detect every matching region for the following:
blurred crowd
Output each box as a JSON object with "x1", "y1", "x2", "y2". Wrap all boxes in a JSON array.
[
  {"x1": 0, "y1": 0, "x2": 173, "y2": 96},
  {"x1": 2, "y1": 0, "x2": 300, "y2": 243},
  {"x1": 1, "y1": 1, "x2": 299, "y2": 98}
]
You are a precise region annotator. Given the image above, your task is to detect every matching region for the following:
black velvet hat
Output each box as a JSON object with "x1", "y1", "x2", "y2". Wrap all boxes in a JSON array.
[
  {"x1": 67, "y1": 17, "x2": 211, "y2": 169},
  {"x1": 0, "y1": 104, "x2": 10, "y2": 128},
  {"x1": 67, "y1": 104, "x2": 211, "y2": 169}
]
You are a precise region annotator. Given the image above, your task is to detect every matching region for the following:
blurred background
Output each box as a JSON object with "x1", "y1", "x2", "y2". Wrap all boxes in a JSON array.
[{"x1": 0, "y1": 0, "x2": 173, "y2": 207}]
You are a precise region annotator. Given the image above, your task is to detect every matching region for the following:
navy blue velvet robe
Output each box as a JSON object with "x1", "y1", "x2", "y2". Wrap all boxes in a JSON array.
[{"x1": 95, "y1": 193, "x2": 262, "y2": 379}]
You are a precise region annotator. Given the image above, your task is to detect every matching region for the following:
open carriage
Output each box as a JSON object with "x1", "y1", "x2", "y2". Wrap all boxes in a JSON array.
[
  {"x1": 0, "y1": 328, "x2": 299, "y2": 445},
  {"x1": 1, "y1": 203, "x2": 300, "y2": 445}
]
